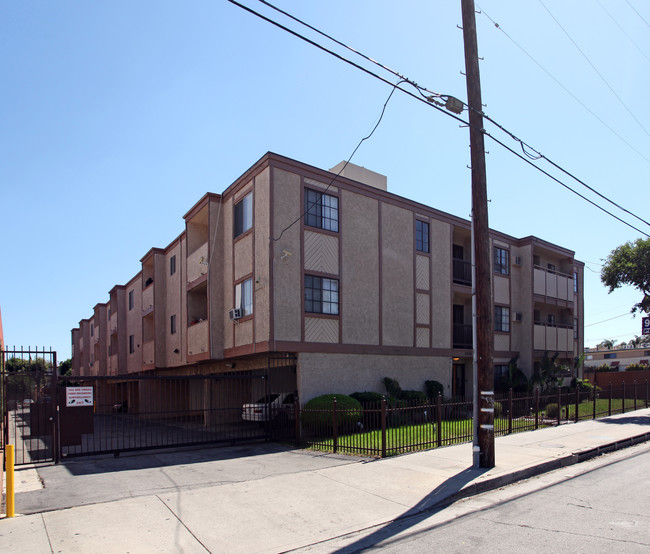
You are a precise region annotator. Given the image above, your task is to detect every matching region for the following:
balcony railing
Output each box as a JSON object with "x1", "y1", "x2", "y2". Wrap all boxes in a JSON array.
[
  {"x1": 453, "y1": 323, "x2": 473, "y2": 349},
  {"x1": 453, "y1": 258, "x2": 472, "y2": 286}
]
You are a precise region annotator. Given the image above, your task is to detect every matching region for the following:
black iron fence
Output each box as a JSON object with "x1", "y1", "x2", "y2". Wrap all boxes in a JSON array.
[{"x1": 298, "y1": 380, "x2": 650, "y2": 458}]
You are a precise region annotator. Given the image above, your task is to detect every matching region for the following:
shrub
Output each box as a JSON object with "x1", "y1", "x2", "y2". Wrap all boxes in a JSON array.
[
  {"x1": 383, "y1": 377, "x2": 402, "y2": 399},
  {"x1": 425, "y1": 380, "x2": 444, "y2": 399},
  {"x1": 350, "y1": 391, "x2": 383, "y2": 406},
  {"x1": 301, "y1": 394, "x2": 363, "y2": 433},
  {"x1": 595, "y1": 364, "x2": 611, "y2": 372},
  {"x1": 401, "y1": 390, "x2": 428, "y2": 404},
  {"x1": 545, "y1": 402, "x2": 559, "y2": 419},
  {"x1": 625, "y1": 363, "x2": 649, "y2": 372}
]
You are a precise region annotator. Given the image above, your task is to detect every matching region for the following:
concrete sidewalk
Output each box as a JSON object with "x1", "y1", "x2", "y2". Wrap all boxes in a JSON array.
[{"x1": 2, "y1": 408, "x2": 650, "y2": 553}]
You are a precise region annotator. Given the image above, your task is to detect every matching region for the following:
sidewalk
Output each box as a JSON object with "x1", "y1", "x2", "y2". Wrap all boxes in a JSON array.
[{"x1": 2, "y1": 408, "x2": 650, "y2": 553}]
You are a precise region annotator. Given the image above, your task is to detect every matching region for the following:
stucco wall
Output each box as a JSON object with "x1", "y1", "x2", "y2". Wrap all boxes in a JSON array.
[
  {"x1": 341, "y1": 190, "x2": 379, "y2": 345},
  {"x1": 297, "y1": 352, "x2": 451, "y2": 402}
]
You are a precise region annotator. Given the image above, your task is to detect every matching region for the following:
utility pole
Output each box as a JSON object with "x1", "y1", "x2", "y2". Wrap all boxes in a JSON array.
[{"x1": 461, "y1": 0, "x2": 495, "y2": 468}]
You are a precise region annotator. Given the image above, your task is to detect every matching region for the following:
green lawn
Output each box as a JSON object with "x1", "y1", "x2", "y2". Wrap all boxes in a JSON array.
[{"x1": 304, "y1": 398, "x2": 649, "y2": 457}]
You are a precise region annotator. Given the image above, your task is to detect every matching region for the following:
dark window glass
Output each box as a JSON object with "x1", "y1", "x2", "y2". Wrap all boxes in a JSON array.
[
  {"x1": 305, "y1": 275, "x2": 339, "y2": 315},
  {"x1": 128, "y1": 290, "x2": 134, "y2": 310},
  {"x1": 416, "y1": 220, "x2": 430, "y2": 253},
  {"x1": 494, "y1": 247, "x2": 510, "y2": 275},
  {"x1": 170, "y1": 255, "x2": 176, "y2": 276},
  {"x1": 129, "y1": 334, "x2": 135, "y2": 354},
  {"x1": 305, "y1": 189, "x2": 338, "y2": 232},
  {"x1": 495, "y1": 306, "x2": 510, "y2": 332},
  {"x1": 234, "y1": 192, "x2": 253, "y2": 238},
  {"x1": 171, "y1": 315, "x2": 177, "y2": 335}
]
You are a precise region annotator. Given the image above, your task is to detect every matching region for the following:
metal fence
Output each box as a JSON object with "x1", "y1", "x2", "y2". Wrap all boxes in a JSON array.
[{"x1": 298, "y1": 380, "x2": 650, "y2": 458}]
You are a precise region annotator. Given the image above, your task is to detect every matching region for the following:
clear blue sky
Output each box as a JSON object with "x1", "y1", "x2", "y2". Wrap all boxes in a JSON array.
[{"x1": 2, "y1": 1, "x2": 649, "y2": 361}]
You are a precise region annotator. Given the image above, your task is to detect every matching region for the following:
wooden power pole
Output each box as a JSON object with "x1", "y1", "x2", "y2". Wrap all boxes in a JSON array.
[{"x1": 461, "y1": 0, "x2": 495, "y2": 468}]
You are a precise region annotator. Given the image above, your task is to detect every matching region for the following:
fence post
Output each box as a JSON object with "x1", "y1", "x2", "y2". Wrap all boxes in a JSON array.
[
  {"x1": 332, "y1": 397, "x2": 338, "y2": 454},
  {"x1": 574, "y1": 385, "x2": 579, "y2": 423},
  {"x1": 592, "y1": 384, "x2": 597, "y2": 420},
  {"x1": 557, "y1": 387, "x2": 561, "y2": 426},
  {"x1": 508, "y1": 389, "x2": 513, "y2": 434},
  {"x1": 436, "y1": 393, "x2": 442, "y2": 447},
  {"x1": 608, "y1": 382, "x2": 612, "y2": 416},
  {"x1": 646, "y1": 379, "x2": 649, "y2": 409},
  {"x1": 294, "y1": 397, "x2": 301, "y2": 448},
  {"x1": 634, "y1": 381, "x2": 637, "y2": 411},
  {"x1": 622, "y1": 381, "x2": 626, "y2": 414},
  {"x1": 381, "y1": 396, "x2": 387, "y2": 458},
  {"x1": 534, "y1": 387, "x2": 539, "y2": 430}
]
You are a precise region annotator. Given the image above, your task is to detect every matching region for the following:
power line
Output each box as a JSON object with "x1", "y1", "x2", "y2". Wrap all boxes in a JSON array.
[
  {"x1": 272, "y1": 79, "x2": 407, "y2": 242},
  {"x1": 624, "y1": 0, "x2": 650, "y2": 27},
  {"x1": 477, "y1": 5, "x2": 650, "y2": 165},
  {"x1": 596, "y1": 0, "x2": 650, "y2": 64},
  {"x1": 585, "y1": 312, "x2": 633, "y2": 328},
  {"x1": 227, "y1": 0, "x2": 650, "y2": 238},
  {"x1": 538, "y1": 0, "x2": 650, "y2": 139}
]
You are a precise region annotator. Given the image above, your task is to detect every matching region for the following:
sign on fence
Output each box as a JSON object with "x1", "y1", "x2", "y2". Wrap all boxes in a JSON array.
[
  {"x1": 643, "y1": 317, "x2": 650, "y2": 336},
  {"x1": 66, "y1": 387, "x2": 93, "y2": 407}
]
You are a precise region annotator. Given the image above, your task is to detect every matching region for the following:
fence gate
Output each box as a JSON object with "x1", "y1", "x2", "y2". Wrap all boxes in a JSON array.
[{"x1": 1, "y1": 348, "x2": 58, "y2": 465}]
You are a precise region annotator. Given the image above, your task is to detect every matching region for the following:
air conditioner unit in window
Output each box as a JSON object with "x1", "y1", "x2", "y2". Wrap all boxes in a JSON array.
[
  {"x1": 513, "y1": 312, "x2": 523, "y2": 322},
  {"x1": 229, "y1": 308, "x2": 243, "y2": 321}
]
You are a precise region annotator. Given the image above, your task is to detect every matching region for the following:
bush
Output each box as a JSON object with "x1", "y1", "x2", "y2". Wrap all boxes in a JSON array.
[
  {"x1": 595, "y1": 364, "x2": 611, "y2": 372},
  {"x1": 545, "y1": 403, "x2": 559, "y2": 419},
  {"x1": 425, "y1": 380, "x2": 444, "y2": 399},
  {"x1": 301, "y1": 394, "x2": 363, "y2": 433},
  {"x1": 401, "y1": 390, "x2": 428, "y2": 404},
  {"x1": 350, "y1": 391, "x2": 383, "y2": 406},
  {"x1": 625, "y1": 363, "x2": 649, "y2": 372},
  {"x1": 383, "y1": 377, "x2": 402, "y2": 399}
]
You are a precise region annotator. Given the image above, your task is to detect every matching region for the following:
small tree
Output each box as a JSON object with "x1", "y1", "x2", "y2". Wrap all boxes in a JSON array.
[{"x1": 601, "y1": 237, "x2": 650, "y2": 315}]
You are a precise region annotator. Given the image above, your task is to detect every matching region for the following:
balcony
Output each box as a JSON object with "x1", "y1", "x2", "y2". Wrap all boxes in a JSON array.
[
  {"x1": 453, "y1": 258, "x2": 472, "y2": 286},
  {"x1": 188, "y1": 319, "x2": 209, "y2": 357},
  {"x1": 534, "y1": 322, "x2": 573, "y2": 352},
  {"x1": 453, "y1": 323, "x2": 473, "y2": 349},
  {"x1": 187, "y1": 242, "x2": 209, "y2": 284},
  {"x1": 534, "y1": 266, "x2": 573, "y2": 302}
]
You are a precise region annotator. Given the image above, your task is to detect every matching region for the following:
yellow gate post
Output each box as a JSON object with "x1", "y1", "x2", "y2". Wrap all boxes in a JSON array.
[{"x1": 6, "y1": 444, "x2": 15, "y2": 517}]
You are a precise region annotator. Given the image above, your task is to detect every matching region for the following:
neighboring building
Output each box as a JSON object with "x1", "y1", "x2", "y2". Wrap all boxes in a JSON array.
[
  {"x1": 71, "y1": 152, "x2": 584, "y2": 401},
  {"x1": 584, "y1": 345, "x2": 650, "y2": 371},
  {"x1": 0, "y1": 304, "x2": 4, "y2": 352}
]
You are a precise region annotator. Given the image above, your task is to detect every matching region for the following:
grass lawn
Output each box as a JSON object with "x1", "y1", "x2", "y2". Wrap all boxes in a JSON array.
[{"x1": 304, "y1": 397, "x2": 648, "y2": 457}]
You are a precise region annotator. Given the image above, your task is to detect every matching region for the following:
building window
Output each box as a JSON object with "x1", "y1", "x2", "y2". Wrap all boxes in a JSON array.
[
  {"x1": 494, "y1": 247, "x2": 509, "y2": 275},
  {"x1": 171, "y1": 314, "x2": 177, "y2": 335},
  {"x1": 573, "y1": 271, "x2": 578, "y2": 293},
  {"x1": 128, "y1": 290, "x2": 134, "y2": 310},
  {"x1": 547, "y1": 263, "x2": 556, "y2": 274},
  {"x1": 415, "y1": 220, "x2": 429, "y2": 253},
  {"x1": 305, "y1": 275, "x2": 339, "y2": 315},
  {"x1": 547, "y1": 314, "x2": 556, "y2": 326},
  {"x1": 234, "y1": 192, "x2": 253, "y2": 238},
  {"x1": 129, "y1": 334, "x2": 135, "y2": 354},
  {"x1": 235, "y1": 278, "x2": 253, "y2": 317},
  {"x1": 170, "y1": 255, "x2": 176, "y2": 276},
  {"x1": 574, "y1": 318, "x2": 578, "y2": 340},
  {"x1": 494, "y1": 364, "x2": 509, "y2": 388},
  {"x1": 604, "y1": 353, "x2": 617, "y2": 359},
  {"x1": 305, "y1": 189, "x2": 338, "y2": 232},
  {"x1": 90, "y1": 324, "x2": 94, "y2": 337},
  {"x1": 494, "y1": 306, "x2": 510, "y2": 332}
]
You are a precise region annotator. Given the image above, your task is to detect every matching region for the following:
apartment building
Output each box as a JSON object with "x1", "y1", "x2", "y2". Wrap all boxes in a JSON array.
[{"x1": 71, "y1": 152, "x2": 584, "y2": 401}]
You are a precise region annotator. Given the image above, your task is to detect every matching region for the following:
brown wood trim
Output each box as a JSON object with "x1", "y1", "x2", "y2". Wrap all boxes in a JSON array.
[
  {"x1": 186, "y1": 273, "x2": 208, "y2": 291},
  {"x1": 224, "y1": 341, "x2": 271, "y2": 358},
  {"x1": 187, "y1": 352, "x2": 210, "y2": 364},
  {"x1": 233, "y1": 226, "x2": 253, "y2": 244},
  {"x1": 271, "y1": 340, "x2": 454, "y2": 358}
]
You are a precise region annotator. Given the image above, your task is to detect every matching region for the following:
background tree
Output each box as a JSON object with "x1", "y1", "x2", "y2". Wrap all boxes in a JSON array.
[
  {"x1": 597, "y1": 339, "x2": 615, "y2": 350},
  {"x1": 58, "y1": 358, "x2": 72, "y2": 376},
  {"x1": 601, "y1": 237, "x2": 650, "y2": 314}
]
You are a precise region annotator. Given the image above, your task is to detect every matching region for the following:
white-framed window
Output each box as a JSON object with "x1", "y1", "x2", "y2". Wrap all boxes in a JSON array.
[
  {"x1": 305, "y1": 189, "x2": 339, "y2": 232},
  {"x1": 495, "y1": 306, "x2": 510, "y2": 332},
  {"x1": 234, "y1": 192, "x2": 253, "y2": 238},
  {"x1": 305, "y1": 275, "x2": 339, "y2": 315},
  {"x1": 235, "y1": 278, "x2": 253, "y2": 317}
]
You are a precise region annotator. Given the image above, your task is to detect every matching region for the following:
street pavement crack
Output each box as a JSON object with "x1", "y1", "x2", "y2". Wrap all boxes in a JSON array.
[{"x1": 156, "y1": 494, "x2": 211, "y2": 553}]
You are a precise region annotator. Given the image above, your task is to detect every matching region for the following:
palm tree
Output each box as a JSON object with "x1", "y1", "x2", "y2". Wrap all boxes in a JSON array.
[{"x1": 598, "y1": 339, "x2": 615, "y2": 350}]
